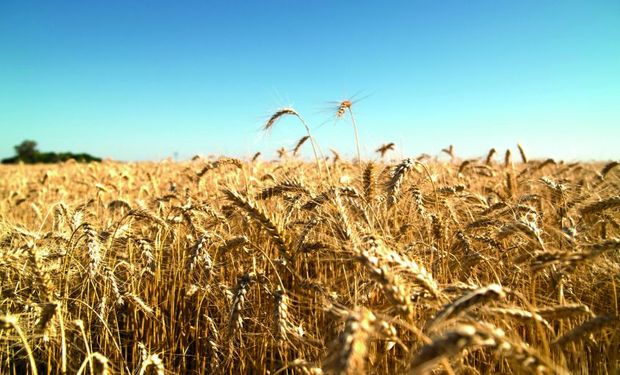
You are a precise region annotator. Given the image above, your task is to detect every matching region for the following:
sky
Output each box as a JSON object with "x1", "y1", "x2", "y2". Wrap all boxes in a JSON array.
[{"x1": 1, "y1": 0, "x2": 619, "y2": 161}]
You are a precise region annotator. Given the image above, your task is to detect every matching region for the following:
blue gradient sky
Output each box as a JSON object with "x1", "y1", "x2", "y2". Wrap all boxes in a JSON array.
[{"x1": 1, "y1": 1, "x2": 619, "y2": 161}]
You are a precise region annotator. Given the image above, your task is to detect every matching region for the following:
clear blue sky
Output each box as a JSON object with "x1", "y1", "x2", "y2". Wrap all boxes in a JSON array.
[{"x1": 1, "y1": 1, "x2": 619, "y2": 161}]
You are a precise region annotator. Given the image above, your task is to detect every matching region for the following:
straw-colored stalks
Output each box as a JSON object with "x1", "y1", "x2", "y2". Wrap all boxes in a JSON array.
[
  {"x1": 25, "y1": 242, "x2": 53, "y2": 301},
  {"x1": 1, "y1": 315, "x2": 38, "y2": 375},
  {"x1": 1, "y1": 144, "x2": 618, "y2": 374}
]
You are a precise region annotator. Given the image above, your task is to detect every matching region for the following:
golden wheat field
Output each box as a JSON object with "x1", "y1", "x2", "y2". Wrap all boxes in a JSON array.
[{"x1": 1, "y1": 149, "x2": 619, "y2": 374}]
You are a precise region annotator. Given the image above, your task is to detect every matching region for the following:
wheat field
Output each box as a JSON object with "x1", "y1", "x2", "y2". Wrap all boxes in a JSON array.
[{"x1": 1, "y1": 145, "x2": 619, "y2": 374}]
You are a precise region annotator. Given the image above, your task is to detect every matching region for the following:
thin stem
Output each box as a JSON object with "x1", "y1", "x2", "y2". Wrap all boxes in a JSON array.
[
  {"x1": 76, "y1": 320, "x2": 93, "y2": 375},
  {"x1": 348, "y1": 107, "x2": 362, "y2": 168},
  {"x1": 58, "y1": 303, "x2": 67, "y2": 374},
  {"x1": 294, "y1": 114, "x2": 332, "y2": 183},
  {"x1": 3, "y1": 316, "x2": 38, "y2": 375}
]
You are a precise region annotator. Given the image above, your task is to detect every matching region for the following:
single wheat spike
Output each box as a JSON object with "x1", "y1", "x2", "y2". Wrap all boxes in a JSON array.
[
  {"x1": 426, "y1": 284, "x2": 506, "y2": 330},
  {"x1": 528, "y1": 250, "x2": 592, "y2": 271},
  {"x1": 438, "y1": 184, "x2": 466, "y2": 195},
  {"x1": 329, "y1": 148, "x2": 341, "y2": 165},
  {"x1": 228, "y1": 272, "x2": 256, "y2": 337},
  {"x1": 251, "y1": 151, "x2": 261, "y2": 162},
  {"x1": 486, "y1": 307, "x2": 552, "y2": 331},
  {"x1": 580, "y1": 196, "x2": 620, "y2": 216},
  {"x1": 362, "y1": 162, "x2": 375, "y2": 201},
  {"x1": 458, "y1": 160, "x2": 471, "y2": 175},
  {"x1": 76, "y1": 352, "x2": 110, "y2": 375},
  {"x1": 273, "y1": 287, "x2": 296, "y2": 343},
  {"x1": 442, "y1": 144, "x2": 455, "y2": 159},
  {"x1": 105, "y1": 266, "x2": 124, "y2": 306},
  {"x1": 535, "y1": 304, "x2": 594, "y2": 320},
  {"x1": 25, "y1": 242, "x2": 53, "y2": 302},
  {"x1": 292, "y1": 135, "x2": 311, "y2": 156},
  {"x1": 430, "y1": 214, "x2": 443, "y2": 244},
  {"x1": 553, "y1": 314, "x2": 620, "y2": 346},
  {"x1": 410, "y1": 324, "x2": 497, "y2": 374},
  {"x1": 374, "y1": 240, "x2": 441, "y2": 299},
  {"x1": 475, "y1": 322, "x2": 567, "y2": 375},
  {"x1": 323, "y1": 308, "x2": 376, "y2": 375},
  {"x1": 505, "y1": 172, "x2": 514, "y2": 197},
  {"x1": 107, "y1": 199, "x2": 132, "y2": 211},
  {"x1": 138, "y1": 353, "x2": 165, "y2": 375},
  {"x1": 264, "y1": 107, "x2": 300, "y2": 131},
  {"x1": 223, "y1": 189, "x2": 290, "y2": 259},
  {"x1": 127, "y1": 208, "x2": 167, "y2": 227},
  {"x1": 136, "y1": 238, "x2": 156, "y2": 277},
  {"x1": 517, "y1": 143, "x2": 528, "y2": 163},
  {"x1": 127, "y1": 293, "x2": 155, "y2": 318},
  {"x1": 358, "y1": 237, "x2": 414, "y2": 319},
  {"x1": 409, "y1": 187, "x2": 427, "y2": 218},
  {"x1": 504, "y1": 149, "x2": 512, "y2": 168},
  {"x1": 187, "y1": 234, "x2": 211, "y2": 273},
  {"x1": 287, "y1": 359, "x2": 324, "y2": 375},
  {"x1": 219, "y1": 236, "x2": 250, "y2": 252},
  {"x1": 375, "y1": 142, "x2": 395, "y2": 158},
  {"x1": 583, "y1": 238, "x2": 620, "y2": 254},
  {"x1": 387, "y1": 158, "x2": 414, "y2": 207},
  {"x1": 196, "y1": 157, "x2": 242, "y2": 177},
  {"x1": 485, "y1": 148, "x2": 496, "y2": 165},
  {"x1": 256, "y1": 178, "x2": 312, "y2": 200},
  {"x1": 497, "y1": 218, "x2": 544, "y2": 249},
  {"x1": 35, "y1": 301, "x2": 59, "y2": 333},
  {"x1": 599, "y1": 161, "x2": 619, "y2": 179}
]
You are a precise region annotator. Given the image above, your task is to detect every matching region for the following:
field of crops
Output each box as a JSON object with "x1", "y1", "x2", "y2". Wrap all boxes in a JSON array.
[{"x1": 1, "y1": 149, "x2": 619, "y2": 374}]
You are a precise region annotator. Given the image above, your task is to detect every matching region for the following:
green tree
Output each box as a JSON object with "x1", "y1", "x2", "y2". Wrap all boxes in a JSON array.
[
  {"x1": 14, "y1": 140, "x2": 39, "y2": 162},
  {"x1": 2, "y1": 139, "x2": 102, "y2": 164}
]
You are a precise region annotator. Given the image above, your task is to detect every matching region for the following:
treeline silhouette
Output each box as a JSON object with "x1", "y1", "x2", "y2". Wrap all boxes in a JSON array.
[{"x1": 1, "y1": 140, "x2": 101, "y2": 164}]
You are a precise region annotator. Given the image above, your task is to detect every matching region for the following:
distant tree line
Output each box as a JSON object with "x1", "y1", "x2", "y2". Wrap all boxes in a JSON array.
[{"x1": 1, "y1": 140, "x2": 102, "y2": 164}]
